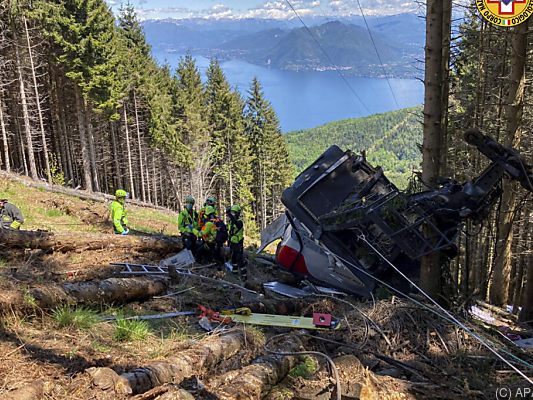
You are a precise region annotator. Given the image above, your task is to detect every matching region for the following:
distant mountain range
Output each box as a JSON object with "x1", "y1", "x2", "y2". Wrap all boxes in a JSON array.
[{"x1": 142, "y1": 14, "x2": 424, "y2": 78}]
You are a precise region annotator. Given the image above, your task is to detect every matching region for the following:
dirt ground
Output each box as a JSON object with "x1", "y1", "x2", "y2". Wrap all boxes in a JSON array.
[
  {"x1": 1, "y1": 240, "x2": 532, "y2": 400},
  {"x1": 0, "y1": 177, "x2": 532, "y2": 399}
]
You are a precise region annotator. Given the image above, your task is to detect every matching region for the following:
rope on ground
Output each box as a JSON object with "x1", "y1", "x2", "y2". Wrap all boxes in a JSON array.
[{"x1": 264, "y1": 333, "x2": 342, "y2": 400}]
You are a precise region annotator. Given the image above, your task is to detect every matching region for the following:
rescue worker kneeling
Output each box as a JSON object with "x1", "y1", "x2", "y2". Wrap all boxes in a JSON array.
[
  {"x1": 0, "y1": 199, "x2": 24, "y2": 230},
  {"x1": 197, "y1": 206, "x2": 227, "y2": 265},
  {"x1": 178, "y1": 196, "x2": 199, "y2": 255},
  {"x1": 110, "y1": 189, "x2": 129, "y2": 234},
  {"x1": 226, "y1": 204, "x2": 246, "y2": 280}
]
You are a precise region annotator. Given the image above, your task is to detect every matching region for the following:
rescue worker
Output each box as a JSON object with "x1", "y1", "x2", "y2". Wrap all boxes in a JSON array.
[
  {"x1": 0, "y1": 199, "x2": 24, "y2": 230},
  {"x1": 226, "y1": 204, "x2": 246, "y2": 280},
  {"x1": 110, "y1": 189, "x2": 129, "y2": 235},
  {"x1": 198, "y1": 196, "x2": 218, "y2": 229},
  {"x1": 199, "y1": 206, "x2": 227, "y2": 264},
  {"x1": 178, "y1": 196, "x2": 199, "y2": 254}
]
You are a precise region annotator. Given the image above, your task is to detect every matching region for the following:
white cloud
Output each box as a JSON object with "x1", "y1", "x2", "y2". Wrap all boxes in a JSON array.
[{"x1": 114, "y1": 0, "x2": 421, "y2": 21}]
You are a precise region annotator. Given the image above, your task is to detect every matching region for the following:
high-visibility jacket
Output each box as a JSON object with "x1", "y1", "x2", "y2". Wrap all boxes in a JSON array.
[
  {"x1": 198, "y1": 206, "x2": 218, "y2": 228},
  {"x1": 178, "y1": 208, "x2": 199, "y2": 236},
  {"x1": 0, "y1": 202, "x2": 24, "y2": 230},
  {"x1": 110, "y1": 200, "x2": 128, "y2": 234},
  {"x1": 201, "y1": 221, "x2": 217, "y2": 243},
  {"x1": 228, "y1": 217, "x2": 244, "y2": 244}
]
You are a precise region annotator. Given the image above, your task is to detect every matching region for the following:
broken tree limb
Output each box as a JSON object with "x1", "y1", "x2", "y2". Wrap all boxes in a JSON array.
[
  {"x1": 205, "y1": 334, "x2": 304, "y2": 400},
  {"x1": 28, "y1": 277, "x2": 169, "y2": 309},
  {"x1": 0, "y1": 229, "x2": 181, "y2": 253},
  {"x1": 89, "y1": 330, "x2": 246, "y2": 395}
]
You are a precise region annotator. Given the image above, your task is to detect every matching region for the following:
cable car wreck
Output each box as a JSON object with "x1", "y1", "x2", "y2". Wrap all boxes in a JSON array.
[{"x1": 260, "y1": 129, "x2": 533, "y2": 297}]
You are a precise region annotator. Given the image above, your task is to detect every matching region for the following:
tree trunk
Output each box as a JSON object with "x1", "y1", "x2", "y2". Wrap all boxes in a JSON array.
[
  {"x1": 420, "y1": 0, "x2": 448, "y2": 298},
  {"x1": 110, "y1": 121, "x2": 122, "y2": 189},
  {"x1": 90, "y1": 331, "x2": 246, "y2": 395},
  {"x1": 0, "y1": 229, "x2": 181, "y2": 254},
  {"x1": 14, "y1": 32, "x2": 38, "y2": 180},
  {"x1": 85, "y1": 104, "x2": 100, "y2": 192},
  {"x1": 489, "y1": 21, "x2": 528, "y2": 306},
  {"x1": 0, "y1": 93, "x2": 10, "y2": 172},
  {"x1": 23, "y1": 15, "x2": 50, "y2": 182},
  {"x1": 519, "y1": 229, "x2": 533, "y2": 322},
  {"x1": 152, "y1": 154, "x2": 158, "y2": 206},
  {"x1": 134, "y1": 91, "x2": 146, "y2": 201},
  {"x1": 29, "y1": 277, "x2": 168, "y2": 309},
  {"x1": 206, "y1": 335, "x2": 302, "y2": 400},
  {"x1": 124, "y1": 104, "x2": 136, "y2": 199},
  {"x1": 75, "y1": 89, "x2": 93, "y2": 191}
]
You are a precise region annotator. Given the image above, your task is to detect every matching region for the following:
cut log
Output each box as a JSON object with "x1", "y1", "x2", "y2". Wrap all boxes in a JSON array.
[
  {"x1": 89, "y1": 330, "x2": 245, "y2": 395},
  {"x1": 4, "y1": 380, "x2": 45, "y2": 400},
  {"x1": 131, "y1": 385, "x2": 194, "y2": 400},
  {"x1": 205, "y1": 334, "x2": 303, "y2": 400},
  {"x1": 29, "y1": 277, "x2": 169, "y2": 309},
  {"x1": 333, "y1": 355, "x2": 414, "y2": 400},
  {"x1": 0, "y1": 229, "x2": 181, "y2": 253}
]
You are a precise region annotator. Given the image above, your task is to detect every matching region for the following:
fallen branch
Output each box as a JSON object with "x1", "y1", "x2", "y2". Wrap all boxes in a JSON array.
[{"x1": 0, "y1": 229, "x2": 181, "y2": 254}]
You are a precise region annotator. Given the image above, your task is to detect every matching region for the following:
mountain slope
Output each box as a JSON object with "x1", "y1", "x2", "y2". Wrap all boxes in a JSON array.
[
  {"x1": 285, "y1": 107, "x2": 422, "y2": 187},
  {"x1": 143, "y1": 16, "x2": 424, "y2": 77}
]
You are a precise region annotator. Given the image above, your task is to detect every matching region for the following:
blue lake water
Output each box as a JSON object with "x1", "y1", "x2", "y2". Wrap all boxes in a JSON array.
[{"x1": 152, "y1": 50, "x2": 424, "y2": 132}]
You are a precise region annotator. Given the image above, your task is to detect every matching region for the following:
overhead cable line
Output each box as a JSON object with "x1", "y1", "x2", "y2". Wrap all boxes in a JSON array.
[
  {"x1": 353, "y1": 0, "x2": 400, "y2": 107},
  {"x1": 284, "y1": 0, "x2": 371, "y2": 114}
]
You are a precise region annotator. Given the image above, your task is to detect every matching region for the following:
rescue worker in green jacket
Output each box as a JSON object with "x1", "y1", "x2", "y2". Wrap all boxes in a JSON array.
[
  {"x1": 198, "y1": 206, "x2": 227, "y2": 264},
  {"x1": 178, "y1": 196, "x2": 199, "y2": 254},
  {"x1": 226, "y1": 204, "x2": 246, "y2": 280},
  {"x1": 0, "y1": 199, "x2": 24, "y2": 230},
  {"x1": 110, "y1": 189, "x2": 129, "y2": 235},
  {"x1": 198, "y1": 196, "x2": 218, "y2": 229}
]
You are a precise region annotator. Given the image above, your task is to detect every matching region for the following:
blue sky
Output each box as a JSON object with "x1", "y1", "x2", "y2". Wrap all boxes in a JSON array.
[{"x1": 105, "y1": 0, "x2": 422, "y2": 20}]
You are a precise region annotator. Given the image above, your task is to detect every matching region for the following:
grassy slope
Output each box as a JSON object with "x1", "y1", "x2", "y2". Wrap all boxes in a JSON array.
[
  {"x1": 0, "y1": 175, "x2": 178, "y2": 235},
  {"x1": 285, "y1": 107, "x2": 423, "y2": 188}
]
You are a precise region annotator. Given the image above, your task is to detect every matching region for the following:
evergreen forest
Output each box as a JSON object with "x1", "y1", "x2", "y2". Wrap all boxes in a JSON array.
[
  {"x1": 286, "y1": 107, "x2": 422, "y2": 188},
  {"x1": 0, "y1": 0, "x2": 293, "y2": 235}
]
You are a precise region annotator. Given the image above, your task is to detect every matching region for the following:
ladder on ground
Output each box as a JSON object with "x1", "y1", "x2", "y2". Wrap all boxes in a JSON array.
[
  {"x1": 111, "y1": 262, "x2": 169, "y2": 276},
  {"x1": 111, "y1": 249, "x2": 196, "y2": 276}
]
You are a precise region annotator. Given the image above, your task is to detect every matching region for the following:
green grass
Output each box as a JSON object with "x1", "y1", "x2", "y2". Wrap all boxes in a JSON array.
[
  {"x1": 113, "y1": 319, "x2": 151, "y2": 341},
  {"x1": 23, "y1": 291, "x2": 38, "y2": 308},
  {"x1": 0, "y1": 175, "x2": 179, "y2": 234},
  {"x1": 289, "y1": 355, "x2": 319, "y2": 378},
  {"x1": 45, "y1": 209, "x2": 64, "y2": 217},
  {"x1": 53, "y1": 306, "x2": 99, "y2": 330}
]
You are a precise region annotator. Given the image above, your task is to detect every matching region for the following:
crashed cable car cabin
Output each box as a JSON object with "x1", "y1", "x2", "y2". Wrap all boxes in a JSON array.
[{"x1": 269, "y1": 129, "x2": 533, "y2": 297}]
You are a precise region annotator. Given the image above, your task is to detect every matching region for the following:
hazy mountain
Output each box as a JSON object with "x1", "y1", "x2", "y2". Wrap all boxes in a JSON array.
[
  {"x1": 142, "y1": 14, "x2": 423, "y2": 77},
  {"x1": 254, "y1": 21, "x2": 408, "y2": 72}
]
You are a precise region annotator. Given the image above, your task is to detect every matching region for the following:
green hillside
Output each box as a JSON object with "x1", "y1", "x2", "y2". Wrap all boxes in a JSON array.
[{"x1": 285, "y1": 107, "x2": 423, "y2": 187}]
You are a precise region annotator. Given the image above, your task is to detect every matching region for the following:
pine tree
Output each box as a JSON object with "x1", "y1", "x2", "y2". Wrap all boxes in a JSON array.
[
  {"x1": 175, "y1": 54, "x2": 210, "y2": 201},
  {"x1": 245, "y1": 77, "x2": 292, "y2": 230},
  {"x1": 205, "y1": 59, "x2": 254, "y2": 216}
]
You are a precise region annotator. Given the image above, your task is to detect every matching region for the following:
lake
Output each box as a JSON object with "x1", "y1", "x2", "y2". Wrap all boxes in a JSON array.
[{"x1": 152, "y1": 50, "x2": 424, "y2": 132}]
